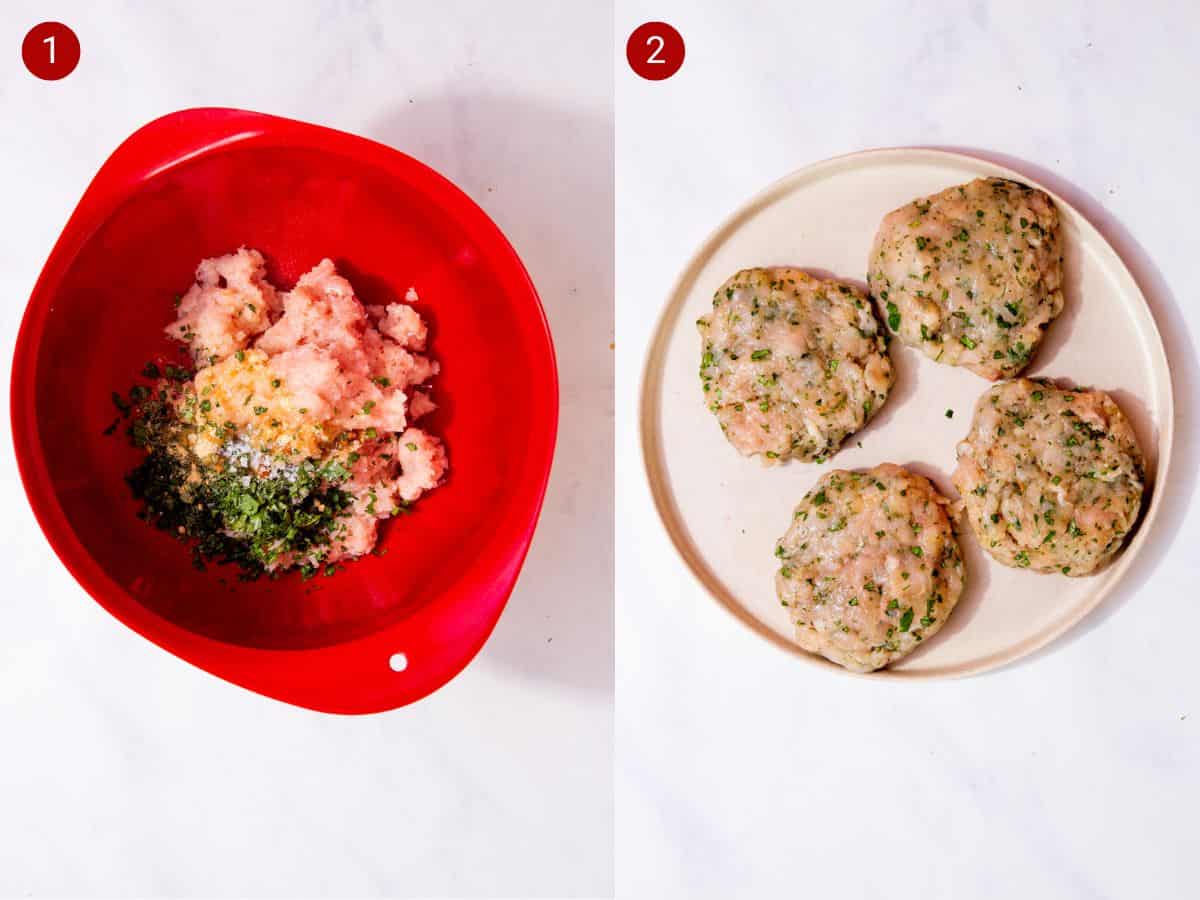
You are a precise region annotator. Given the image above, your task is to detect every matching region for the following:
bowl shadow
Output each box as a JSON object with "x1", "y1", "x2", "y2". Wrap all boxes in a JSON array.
[{"x1": 366, "y1": 90, "x2": 614, "y2": 695}]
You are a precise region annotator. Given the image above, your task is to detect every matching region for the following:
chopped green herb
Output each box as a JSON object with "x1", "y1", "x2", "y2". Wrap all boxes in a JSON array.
[{"x1": 124, "y1": 399, "x2": 355, "y2": 579}]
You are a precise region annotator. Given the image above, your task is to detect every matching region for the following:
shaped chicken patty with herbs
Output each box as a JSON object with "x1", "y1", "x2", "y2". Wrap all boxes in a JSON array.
[
  {"x1": 868, "y1": 178, "x2": 1064, "y2": 380},
  {"x1": 697, "y1": 267, "x2": 893, "y2": 463},
  {"x1": 953, "y1": 379, "x2": 1145, "y2": 575},
  {"x1": 775, "y1": 464, "x2": 965, "y2": 672}
]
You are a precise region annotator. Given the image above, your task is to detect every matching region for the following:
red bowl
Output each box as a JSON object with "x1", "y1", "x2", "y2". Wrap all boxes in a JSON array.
[{"x1": 11, "y1": 108, "x2": 558, "y2": 713}]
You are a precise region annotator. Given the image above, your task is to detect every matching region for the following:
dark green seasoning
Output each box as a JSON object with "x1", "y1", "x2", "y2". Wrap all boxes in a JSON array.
[{"x1": 113, "y1": 370, "x2": 356, "y2": 579}]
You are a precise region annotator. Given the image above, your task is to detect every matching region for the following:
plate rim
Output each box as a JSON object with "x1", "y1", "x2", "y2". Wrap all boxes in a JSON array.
[{"x1": 638, "y1": 146, "x2": 1176, "y2": 680}]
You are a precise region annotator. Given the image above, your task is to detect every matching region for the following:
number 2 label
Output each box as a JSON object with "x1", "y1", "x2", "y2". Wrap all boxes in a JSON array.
[
  {"x1": 645, "y1": 34, "x2": 665, "y2": 65},
  {"x1": 626, "y1": 22, "x2": 685, "y2": 81}
]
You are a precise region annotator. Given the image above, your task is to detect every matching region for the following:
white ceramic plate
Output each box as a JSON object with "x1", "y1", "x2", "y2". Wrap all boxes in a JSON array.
[{"x1": 640, "y1": 148, "x2": 1174, "y2": 678}]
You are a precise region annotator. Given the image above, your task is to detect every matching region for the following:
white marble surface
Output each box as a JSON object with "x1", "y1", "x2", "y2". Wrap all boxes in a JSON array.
[
  {"x1": 616, "y1": 1, "x2": 1200, "y2": 897},
  {"x1": 0, "y1": 2, "x2": 611, "y2": 897}
]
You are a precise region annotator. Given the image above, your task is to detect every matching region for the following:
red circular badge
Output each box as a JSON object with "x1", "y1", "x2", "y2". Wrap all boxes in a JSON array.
[
  {"x1": 22, "y1": 22, "x2": 80, "y2": 81},
  {"x1": 626, "y1": 22, "x2": 684, "y2": 81}
]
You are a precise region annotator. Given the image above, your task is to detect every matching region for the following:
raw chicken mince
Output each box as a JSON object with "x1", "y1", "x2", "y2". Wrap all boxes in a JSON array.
[
  {"x1": 952, "y1": 378, "x2": 1144, "y2": 575},
  {"x1": 117, "y1": 248, "x2": 447, "y2": 576},
  {"x1": 697, "y1": 267, "x2": 894, "y2": 463},
  {"x1": 868, "y1": 178, "x2": 1064, "y2": 380},
  {"x1": 774, "y1": 464, "x2": 965, "y2": 672}
]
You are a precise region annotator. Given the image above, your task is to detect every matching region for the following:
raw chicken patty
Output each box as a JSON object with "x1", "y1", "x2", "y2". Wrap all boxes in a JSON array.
[
  {"x1": 697, "y1": 267, "x2": 893, "y2": 463},
  {"x1": 775, "y1": 464, "x2": 965, "y2": 672},
  {"x1": 868, "y1": 178, "x2": 1064, "y2": 379},
  {"x1": 953, "y1": 379, "x2": 1145, "y2": 575}
]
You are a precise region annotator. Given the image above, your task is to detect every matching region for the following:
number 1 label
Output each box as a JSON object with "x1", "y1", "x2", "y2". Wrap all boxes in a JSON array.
[{"x1": 22, "y1": 22, "x2": 80, "y2": 80}]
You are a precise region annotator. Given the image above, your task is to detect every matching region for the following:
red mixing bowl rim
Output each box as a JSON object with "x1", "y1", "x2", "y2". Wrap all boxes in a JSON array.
[{"x1": 10, "y1": 107, "x2": 559, "y2": 714}]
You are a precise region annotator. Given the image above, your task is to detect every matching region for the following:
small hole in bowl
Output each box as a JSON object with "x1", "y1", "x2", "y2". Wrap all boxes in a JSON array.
[{"x1": 389, "y1": 652, "x2": 408, "y2": 673}]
